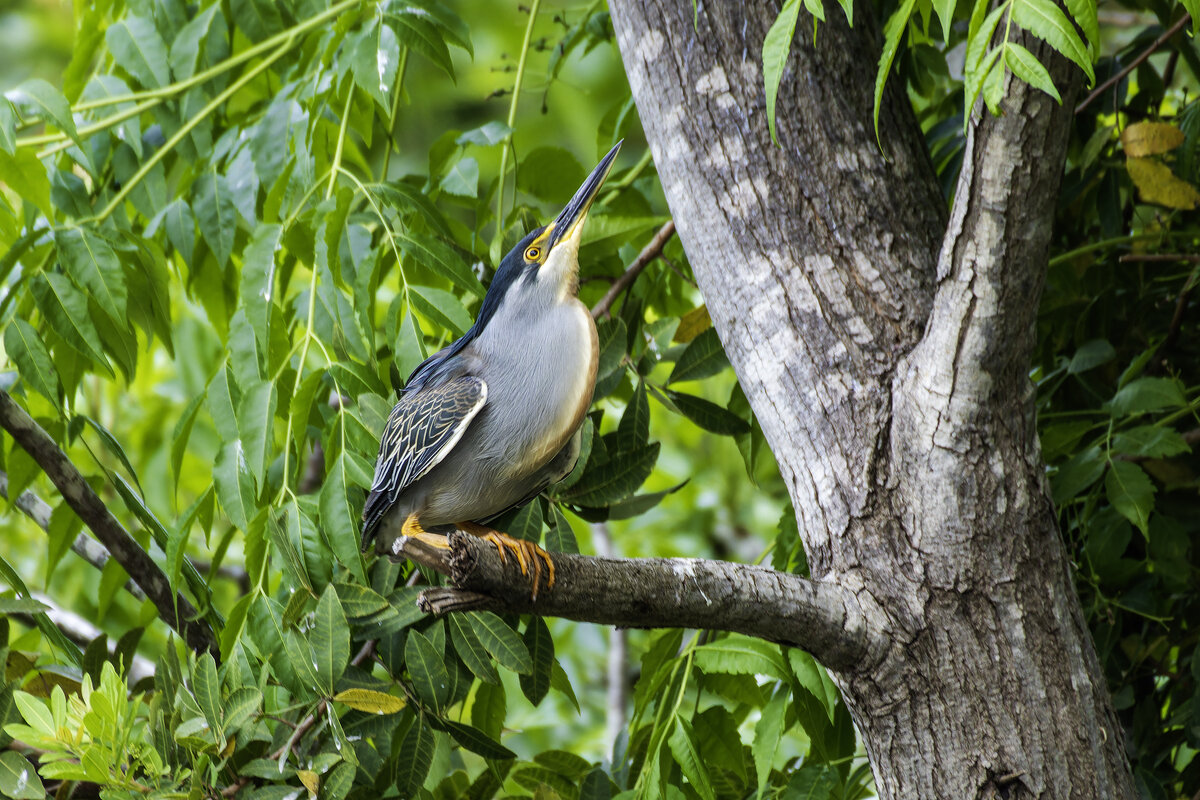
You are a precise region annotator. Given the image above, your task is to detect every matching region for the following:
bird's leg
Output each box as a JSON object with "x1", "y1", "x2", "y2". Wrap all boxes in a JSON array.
[
  {"x1": 403, "y1": 513, "x2": 450, "y2": 550},
  {"x1": 457, "y1": 521, "x2": 556, "y2": 598}
]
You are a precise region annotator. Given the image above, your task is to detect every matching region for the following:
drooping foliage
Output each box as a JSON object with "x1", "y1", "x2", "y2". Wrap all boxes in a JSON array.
[{"x1": 0, "y1": 0, "x2": 1196, "y2": 799}]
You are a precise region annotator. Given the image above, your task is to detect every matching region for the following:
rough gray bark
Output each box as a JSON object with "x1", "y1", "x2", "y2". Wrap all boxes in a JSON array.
[{"x1": 606, "y1": 1, "x2": 1136, "y2": 798}]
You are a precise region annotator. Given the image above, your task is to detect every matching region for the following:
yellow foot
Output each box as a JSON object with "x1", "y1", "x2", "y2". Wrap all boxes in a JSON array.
[
  {"x1": 458, "y1": 521, "x2": 555, "y2": 599},
  {"x1": 402, "y1": 514, "x2": 450, "y2": 550}
]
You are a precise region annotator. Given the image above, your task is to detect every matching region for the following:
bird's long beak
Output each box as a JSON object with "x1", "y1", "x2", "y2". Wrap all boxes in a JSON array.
[{"x1": 545, "y1": 140, "x2": 622, "y2": 253}]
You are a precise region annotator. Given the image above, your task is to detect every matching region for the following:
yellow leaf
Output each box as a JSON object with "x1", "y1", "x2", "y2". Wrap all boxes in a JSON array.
[
  {"x1": 297, "y1": 770, "x2": 320, "y2": 795},
  {"x1": 1126, "y1": 158, "x2": 1200, "y2": 210},
  {"x1": 1121, "y1": 121, "x2": 1185, "y2": 157},
  {"x1": 674, "y1": 305, "x2": 711, "y2": 343},
  {"x1": 332, "y1": 688, "x2": 406, "y2": 714}
]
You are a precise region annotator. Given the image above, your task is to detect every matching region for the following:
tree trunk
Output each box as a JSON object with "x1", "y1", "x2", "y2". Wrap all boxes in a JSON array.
[{"x1": 607, "y1": 1, "x2": 1137, "y2": 797}]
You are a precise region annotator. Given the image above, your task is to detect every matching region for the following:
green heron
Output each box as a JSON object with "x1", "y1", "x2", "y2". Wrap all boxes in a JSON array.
[{"x1": 361, "y1": 142, "x2": 622, "y2": 598}]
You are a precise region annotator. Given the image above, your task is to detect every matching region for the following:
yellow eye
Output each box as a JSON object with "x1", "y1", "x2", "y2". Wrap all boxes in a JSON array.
[{"x1": 525, "y1": 246, "x2": 541, "y2": 261}]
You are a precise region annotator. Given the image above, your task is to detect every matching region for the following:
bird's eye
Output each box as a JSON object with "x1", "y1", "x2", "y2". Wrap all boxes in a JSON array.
[{"x1": 525, "y1": 246, "x2": 541, "y2": 261}]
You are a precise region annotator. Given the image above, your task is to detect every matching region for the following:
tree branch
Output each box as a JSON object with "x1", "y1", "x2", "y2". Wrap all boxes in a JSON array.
[
  {"x1": 590, "y1": 220, "x2": 676, "y2": 319},
  {"x1": 1075, "y1": 13, "x2": 1191, "y2": 114},
  {"x1": 0, "y1": 391, "x2": 218, "y2": 657},
  {"x1": 387, "y1": 530, "x2": 881, "y2": 673},
  {"x1": 0, "y1": 471, "x2": 148, "y2": 602}
]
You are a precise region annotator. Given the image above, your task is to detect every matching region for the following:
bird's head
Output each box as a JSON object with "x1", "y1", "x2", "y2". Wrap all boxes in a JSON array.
[{"x1": 495, "y1": 140, "x2": 622, "y2": 301}]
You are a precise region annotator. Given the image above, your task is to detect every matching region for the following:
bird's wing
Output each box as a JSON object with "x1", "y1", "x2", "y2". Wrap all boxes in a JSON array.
[{"x1": 361, "y1": 375, "x2": 487, "y2": 547}]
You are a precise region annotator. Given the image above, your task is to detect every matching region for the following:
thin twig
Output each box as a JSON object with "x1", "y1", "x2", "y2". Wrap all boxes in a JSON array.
[
  {"x1": 591, "y1": 220, "x2": 676, "y2": 319},
  {"x1": 1117, "y1": 253, "x2": 1200, "y2": 263},
  {"x1": 0, "y1": 391, "x2": 218, "y2": 657},
  {"x1": 1076, "y1": 13, "x2": 1192, "y2": 114}
]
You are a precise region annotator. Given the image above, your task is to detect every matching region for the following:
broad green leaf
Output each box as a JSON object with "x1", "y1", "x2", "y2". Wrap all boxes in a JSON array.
[
  {"x1": 546, "y1": 503, "x2": 579, "y2": 553},
  {"x1": 352, "y1": 21, "x2": 401, "y2": 112},
  {"x1": 0, "y1": 149, "x2": 51, "y2": 217},
  {"x1": 405, "y1": 629, "x2": 450, "y2": 709},
  {"x1": 667, "y1": 390, "x2": 751, "y2": 435},
  {"x1": 617, "y1": 381, "x2": 650, "y2": 448},
  {"x1": 448, "y1": 612, "x2": 500, "y2": 684},
  {"x1": 605, "y1": 481, "x2": 687, "y2": 521},
  {"x1": 1068, "y1": 339, "x2": 1115, "y2": 373},
  {"x1": 388, "y1": 11, "x2": 455, "y2": 80},
  {"x1": 396, "y1": 233, "x2": 485, "y2": 298},
  {"x1": 1106, "y1": 460, "x2": 1155, "y2": 538},
  {"x1": 668, "y1": 719, "x2": 716, "y2": 800},
  {"x1": 1111, "y1": 426, "x2": 1190, "y2": 459},
  {"x1": 0, "y1": 598, "x2": 50, "y2": 614},
  {"x1": 505, "y1": 500, "x2": 543, "y2": 543},
  {"x1": 788, "y1": 648, "x2": 837, "y2": 723},
  {"x1": 873, "y1": 0, "x2": 919, "y2": 142},
  {"x1": 14, "y1": 79, "x2": 78, "y2": 145},
  {"x1": 333, "y1": 582, "x2": 389, "y2": 618},
  {"x1": 12, "y1": 691, "x2": 52, "y2": 734},
  {"x1": 1051, "y1": 446, "x2": 1105, "y2": 506},
  {"x1": 163, "y1": 198, "x2": 196, "y2": 266},
  {"x1": 193, "y1": 171, "x2": 238, "y2": 267},
  {"x1": 312, "y1": 584, "x2": 350, "y2": 695},
  {"x1": 169, "y1": 397, "x2": 200, "y2": 495},
  {"x1": 519, "y1": 617, "x2": 553, "y2": 706},
  {"x1": 693, "y1": 636, "x2": 789, "y2": 680},
  {"x1": 5, "y1": 319, "x2": 60, "y2": 402},
  {"x1": 515, "y1": 147, "x2": 585, "y2": 203},
  {"x1": 1063, "y1": 0, "x2": 1099, "y2": 50},
  {"x1": 0, "y1": 99, "x2": 15, "y2": 155},
  {"x1": 438, "y1": 156, "x2": 479, "y2": 198},
  {"x1": 409, "y1": 284, "x2": 472, "y2": 335},
  {"x1": 56, "y1": 227, "x2": 127, "y2": 322},
  {"x1": 436, "y1": 718, "x2": 516, "y2": 760},
  {"x1": 668, "y1": 328, "x2": 730, "y2": 384},
  {"x1": 334, "y1": 688, "x2": 405, "y2": 714},
  {"x1": 106, "y1": 15, "x2": 171, "y2": 88},
  {"x1": 0, "y1": 751, "x2": 44, "y2": 799},
  {"x1": 1110, "y1": 376, "x2": 1187, "y2": 416},
  {"x1": 222, "y1": 686, "x2": 263, "y2": 732},
  {"x1": 1004, "y1": 42, "x2": 1062, "y2": 103},
  {"x1": 784, "y1": 765, "x2": 840, "y2": 799},
  {"x1": 208, "y1": 366, "x2": 240, "y2": 443},
  {"x1": 565, "y1": 444, "x2": 659, "y2": 507},
  {"x1": 237, "y1": 380, "x2": 276, "y2": 489},
  {"x1": 762, "y1": 0, "x2": 801, "y2": 146},
  {"x1": 214, "y1": 440, "x2": 256, "y2": 530},
  {"x1": 963, "y1": 3, "x2": 1005, "y2": 123},
  {"x1": 320, "y1": 453, "x2": 367, "y2": 582},
  {"x1": 231, "y1": 0, "x2": 284, "y2": 41},
  {"x1": 78, "y1": 416, "x2": 142, "y2": 494},
  {"x1": 456, "y1": 121, "x2": 512, "y2": 147},
  {"x1": 395, "y1": 719, "x2": 436, "y2": 797},
  {"x1": 753, "y1": 688, "x2": 788, "y2": 797},
  {"x1": 242, "y1": 224, "x2": 281, "y2": 353},
  {"x1": 31, "y1": 273, "x2": 111, "y2": 374},
  {"x1": 193, "y1": 653, "x2": 223, "y2": 740},
  {"x1": 369, "y1": 180, "x2": 453, "y2": 240},
  {"x1": 1011, "y1": 0, "x2": 1095, "y2": 83},
  {"x1": 466, "y1": 611, "x2": 532, "y2": 674},
  {"x1": 168, "y1": 4, "x2": 219, "y2": 80}
]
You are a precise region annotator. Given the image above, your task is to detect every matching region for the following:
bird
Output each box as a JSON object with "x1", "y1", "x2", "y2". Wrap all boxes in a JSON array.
[{"x1": 361, "y1": 141, "x2": 622, "y2": 598}]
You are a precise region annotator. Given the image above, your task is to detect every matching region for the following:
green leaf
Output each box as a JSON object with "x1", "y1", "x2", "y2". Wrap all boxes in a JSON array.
[
  {"x1": 753, "y1": 688, "x2": 788, "y2": 797},
  {"x1": 78, "y1": 415, "x2": 142, "y2": 493},
  {"x1": 565, "y1": 444, "x2": 659, "y2": 506},
  {"x1": 405, "y1": 629, "x2": 450, "y2": 709},
  {"x1": 0, "y1": 751, "x2": 44, "y2": 799},
  {"x1": 193, "y1": 653, "x2": 224, "y2": 740},
  {"x1": 1106, "y1": 460, "x2": 1155, "y2": 538},
  {"x1": 515, "y1": 147, "x2": 585, "y2": 203},
  {"x1": 1010, "y1": 0, "x2": 1094, "y2": 83},
  {"x1": 546, "y1": 503, "x2": 579, "y2": 553},
  {"x1": 519, "y1": 617, "x2": 553, "y2": 706},
  {"x1": 617, "y1": 381, "x2": 650, "y2": 448},
  {"x1": 873, "y1": 0, "x2": 919, "y2": 142},
  {"x1": 505, "y1": 499, "x2": 543, "y2": 543},
  {"x1": 312, "y1": 584, "x2": 350, "y2": 695},
  {"x1": 1068, "y1": 339, "x2": 1115, "y2": 374},
  {"x1": 438, "y1": 156, "x2": 479, "y2": 198},
  {"x1": 1004, "y1": 42, "x2": 1061, "y2": 103},
  {"x1": 5, "y1": 318, "x2": 60, "y2": 402},
  {"x1": 448, "y1": 612, "x2": 500, "y2": 684},
  {"x1": 396, "y1": 234, "x2": 485, "y2": 298},
  {"x1": 784, "y1": 765, "x2": 840, "y2": 799},
  {"x1": 395, "y1": 719, "x2": 436, "y2": 797},
  {"x1": 456, "y1": 121, "x2": 512, "y2": 147},
  {"x1": 668, "y1": 328, "x2": 730, "y2": 384},
  {"x1": 168, "y1": 4, "x2": 219, "y2": 80},
  {"x1": 193, "y1": 171, "x2": 239, "y2": 267},
  {"x1": 1111, "y1": 426, "x2": 1191, "y2": 459},
  {"x1": 0, "y1": 149, "x2": 51, "y2": 217},
  {"x1": 1051, "y1": 446, "x2": 1105, "y2": 506},
  {"x1": 214, "y1": 440, "x2": 257, "y2": 530},
  {"x1": 237, "y1": 380, "x2": 276, "y2": 489},
  {"x1": 1063, "y1": 0, "x2": 1099, "y2": 50},
  {"x1": 762, "y1": 0, "x2": 801, "y2": 146},
  {"x1": 667, "y1": 390, "x2": 751, "y2": 435},
  {"x1": 668, "y1": 718, "x2": 716, "y2": 800},
  {"x1": 320, "y1": 453, "x2": 366, "y2": 582},
  {"x1": 0, "y1": 99, "x2": 16, "y2": 155},
  {"x1": 163, "y1": 198, "x2": 196, "y2": 266},
  {"x1": 388, "y1": 11, "x2": 455, "y2": 80},
  {"x1": 437, "y1": 718, "x2": 516, "y2": 759},
  {"x1": 242, "y1": 224, "x2": 281, "y2": 352},
  {"x1": 105, "y1": 15, "x2": 171, "y2": 88},
  {"x1": 56, "y1": 227, "x2": 127, "y2": 322},
  {"x1": 409, "y1": 284, "x2": 473, "y2": 336},
  {"x1": 14, "y1": 79, "x2": 78, "y2": 145},
  {"x1": 1110, "y1": 377, "x2": 1186, "y2": 416},
  {"x1": 231, "y1": 0, "x2": 284, "y2": 41},
  {"x1": 32, "y1": 273, "x2": 111, "y2": 375},
  {"x1": 466, "y1": 611, "x2": 532, "y2": 675},
  {"x1": 693, "y1": 636, "x2": 789, "y2": 680},
  {"x1": 333, "y1": 581, "x2": 389, "y2": 618}
]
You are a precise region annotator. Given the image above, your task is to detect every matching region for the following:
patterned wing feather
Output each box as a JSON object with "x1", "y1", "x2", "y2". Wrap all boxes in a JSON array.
[{"x1": 360, "y1": 376, "x2": 487, "y2": 547}]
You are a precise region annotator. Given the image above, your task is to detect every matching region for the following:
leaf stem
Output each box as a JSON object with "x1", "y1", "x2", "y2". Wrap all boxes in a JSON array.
[
  {"x1": 380, "y1": 47, "x2": 410, "y2": 181},
  {"x1": 326, "y1": 92, "x2": 354, "y2": 200}
]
